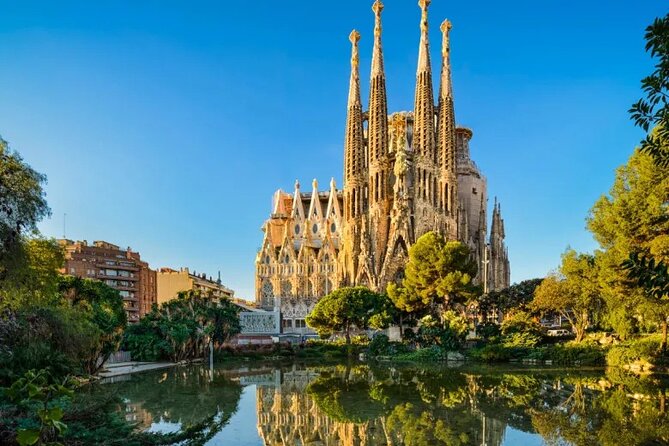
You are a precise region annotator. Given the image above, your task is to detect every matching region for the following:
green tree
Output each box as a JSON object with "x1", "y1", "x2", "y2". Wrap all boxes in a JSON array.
[
  {"x1": 58, "y1": 276, "x2": 127, "y2": 373},
  {"x1": 0, "y1": 138, "x2": 50, "y2": 263},
  {"x1": 532, "y1": 250, "x2": 603, "y2": 342},
  {"x1": 629, "y1": 14, "x2": 669, "y2": 167},
  {"x1": 587, "y1": 149, "x2": 669, "y2": 340},
  {"x1": 388, "y1": 232, "x2": 478, "y2": 321},
  {"x1": 306, "y1": 287, "x2": 388, "y2": 344},
  {"x1": 124, "y1": 291, "x2": 241, "y2": 362},
  {"x1": 0, "y1": 238, "x2": 64, "y2": 310},
  {"x1": 622, "y1": 253, "x2": 669, "y2": 351},
  {"x1": 477, "y1": 278, "x2": 543, "y2": 318}
]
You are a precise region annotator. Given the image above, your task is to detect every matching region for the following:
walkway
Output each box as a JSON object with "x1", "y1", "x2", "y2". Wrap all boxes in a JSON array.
[{"x1": 98, "y1": 361, "x2": 177, "y2": 378}]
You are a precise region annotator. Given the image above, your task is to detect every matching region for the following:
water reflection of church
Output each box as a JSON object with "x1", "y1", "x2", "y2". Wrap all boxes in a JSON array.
[{"x1": 255, "y1": 367, "x2": 506, "y2": 446}]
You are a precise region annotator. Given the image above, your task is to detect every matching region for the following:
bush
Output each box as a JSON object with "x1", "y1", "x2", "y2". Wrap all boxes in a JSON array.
[
  {"x1": 394, "y1": 345, "x2": 447, "y2": 362},
  {"x1": 502, "y1": 331, "x2": 541, "y2": 348},
  {"x1": 501, "y1": 311, "x2": 543, "y2": 338},
  {"x1": 367, "y1": 334, "x2": 411, "y2": 357},
  {"x1": 476, "y1": 322, "x2": 501, "y2": 342},
  {"x1": 606, "y1": 335, "x2": 668, "y2": 368}
]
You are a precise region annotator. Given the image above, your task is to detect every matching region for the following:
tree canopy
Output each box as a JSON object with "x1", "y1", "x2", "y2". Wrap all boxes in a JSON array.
[
  {"x1": 0, "y1": 138, "x2": 50, "y2": 260},
  {"x1": 587, "y1": 148, "x2": 669, "y2": 339},
  {"x1": 630, "y1": 13, "x2": 669, "y2": 167},
  {"x1": 387, "y1": 232, "x2": 479, "y2": 319},
  {"x1": 305, "y1": 287, "x2": 391, "y2": 343},
  {"x1": 532, "y1": 250, "x2": 603, "y2": 342}
]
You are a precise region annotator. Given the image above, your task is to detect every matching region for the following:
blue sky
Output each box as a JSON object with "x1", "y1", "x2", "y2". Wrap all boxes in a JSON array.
[{"x1": 0, "y1": 0, "x2": 665, "y2": 300}]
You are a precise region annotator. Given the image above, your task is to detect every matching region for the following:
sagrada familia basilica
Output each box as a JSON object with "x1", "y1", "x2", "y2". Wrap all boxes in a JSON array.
[{"x1": 255, "y1": 1, "x2": 510, "y2": 327}]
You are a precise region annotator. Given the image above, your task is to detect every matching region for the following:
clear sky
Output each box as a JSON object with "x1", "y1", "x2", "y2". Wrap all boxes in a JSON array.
[{"x1": 0, "y1": 1, "x2": 665, "y2": 300}]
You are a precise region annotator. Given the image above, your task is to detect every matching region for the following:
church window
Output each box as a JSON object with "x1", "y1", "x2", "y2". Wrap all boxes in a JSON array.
[
  {"x1": 330, "y1": 223, "x2": 336, "y2": 233},
  {"x1": 284, "y1": 254, "x2": 290, "y2": 264},
  {"x1": 261, "y1": 281, "x2": 274, "y2": 298},
  {"x1": 295, "y1": 319, "x2": 306, "y2": 328},
  {"x1": 312, "y1": 224, "x2": 318, "y2": 234},
  {"x1": 281, "y1": 280, "x2": 291, "y2": 297},
  {"x1": 282, "y1": 319, "x2": 293, "y2": 329},
  {"x1": 295, "y1": 224, "x2": 300, "y2": 234},
  {"x1": 472, "y1": 187, "x2": 477, "y2": 195}
]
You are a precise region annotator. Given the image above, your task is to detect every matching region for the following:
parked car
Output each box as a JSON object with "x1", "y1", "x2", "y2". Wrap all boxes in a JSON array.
[{"x1": 547, "y1": 328, "x2": 572, "y2": 337}]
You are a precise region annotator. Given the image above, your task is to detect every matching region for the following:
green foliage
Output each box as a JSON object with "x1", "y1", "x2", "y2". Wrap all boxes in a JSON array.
[
  {"x1": 367, "y1": 334, "x2": 411, "y2": 357},
  {"x1": 393, "y1": 345, "x2": 448, "y2": 362},
  {"x1": 606, "y1": 335, "x2": 668, "y2": 368},
  {"x1": 629, "y1": 14, "x2": 669, "y2": 167},
  {"x1": 306, "y1": 287, "x2": 389, "y2": 344},
  {"x1": 0, "y1": 239, "x2": 64, "y2": 310},
  {"x1": 2, "y1": 369, "x2": 77, "y2": 446},
  {"x1": 124, "y1": 291, "x2": 241, "y2": 362},
  {"x1": 0, "y1": 138, "x2": 50, "y2": 262},
  {"x1": 588, "y1": 149, "x2": 669, "y2": 340},
  {"x1": 388, "y1": 232, "x2": 479, "y2": 318},
  {"x1": 415, "y1": 312, "x2": 469, "y2": 351},
  {"x1": 475, "y1": 322, "x2": 501, "y2": 342},
  {"x1": 532, "y1": 250, "x2": 603, "y2": 342},
  {"x1": 477, "y1": 278, "x2": 543, "y2": 316},
  {"x1": 57, "y1": 276, "x2": 127, "y2": 374}
]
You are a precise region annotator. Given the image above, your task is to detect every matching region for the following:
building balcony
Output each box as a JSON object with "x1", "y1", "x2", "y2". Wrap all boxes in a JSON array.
[{"x1": 96, "y1": 262, "x2": 139, "y2": 271}]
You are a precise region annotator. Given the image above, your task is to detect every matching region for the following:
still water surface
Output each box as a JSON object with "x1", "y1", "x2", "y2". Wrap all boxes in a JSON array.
[{"x1": 102, "y1": 362, "x2": 669, "y2": 445}]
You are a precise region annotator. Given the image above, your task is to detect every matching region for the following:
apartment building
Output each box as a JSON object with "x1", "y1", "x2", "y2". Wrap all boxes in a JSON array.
[
  {"x1": 156, "y1": 267, "x2": 234, "y2": 304},
  {"x1": 59, "y1": 240, "x2": 157, "y2": 322}
]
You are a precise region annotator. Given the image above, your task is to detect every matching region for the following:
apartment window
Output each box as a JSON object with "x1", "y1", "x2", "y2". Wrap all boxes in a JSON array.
[
  {"x1": 118, "y1": 270, "x2": 130, "y2": 277},
  {"x1": 282, "y1": 319, "x2": 293, "y2": 329},
  {"x1": 70, "y1": 268, "x2": 75, "y2": 274},
  {"x1": 295, "y1": 319, "x2": 306, "y2": 328},
  {"x1": 105, "y1": 260, "x2": 116, "y2": 266}
]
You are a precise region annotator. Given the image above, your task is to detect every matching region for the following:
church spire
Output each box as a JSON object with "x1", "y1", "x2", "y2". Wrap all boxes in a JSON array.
[
  {"x1": 437, "y1": 19, "x2": 456, "y2": 174},
  {"x1": 343, "y1": 30, "x2": 364, "y2": 196},
  {"x1": 368, "y1": 1, "x2": 388, "y2": 170},
  {"x1": 413, "y1": 0, "x2": 436, "y2": 162}
]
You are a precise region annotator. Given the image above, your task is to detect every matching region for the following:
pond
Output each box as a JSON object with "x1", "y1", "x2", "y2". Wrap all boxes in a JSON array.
[{"x1": 101, "y1": 361, "x2": 669, "y2": 446}]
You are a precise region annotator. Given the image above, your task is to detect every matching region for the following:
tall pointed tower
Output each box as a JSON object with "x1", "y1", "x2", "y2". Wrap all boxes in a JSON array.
[
  {"x1": 412, "y1": 0, "x2": 439, "y2": 240},
  {"x1": 367, "y1": 0, "x2": 391, "y2": 281},
  {"x1": 340, "y1": 30, "x2": 366, "y2": 286},
  {"x1": 436, "y1": 19, "x2": 459, "y2": 240}
]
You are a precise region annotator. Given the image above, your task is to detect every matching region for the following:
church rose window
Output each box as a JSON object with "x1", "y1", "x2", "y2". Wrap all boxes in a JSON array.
[{"x1": 261, "y1": 281, "x2": 274, "y2": 298}]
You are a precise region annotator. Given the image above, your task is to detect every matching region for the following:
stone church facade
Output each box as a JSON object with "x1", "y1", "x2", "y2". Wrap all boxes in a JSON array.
[{"x1": 255, "y1": 1, "x2": 510, "y2": 329}]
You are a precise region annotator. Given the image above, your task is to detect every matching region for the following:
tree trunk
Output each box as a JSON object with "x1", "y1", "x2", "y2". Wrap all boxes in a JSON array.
[
  {"x1": 661, "y1": 319, "x2": 667, "y2": 353},
  {"x1": 345, "y1": 323, "x2": 351, "y2": 345}
]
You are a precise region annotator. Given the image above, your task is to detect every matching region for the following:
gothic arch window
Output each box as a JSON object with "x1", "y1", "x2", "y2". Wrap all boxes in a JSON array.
[
  {"x1": 281, "y1": 280, "x2": 292, "y2": 297},
  {"x1": 284, "y1": 254, "x2": 290, "y2": 264}
]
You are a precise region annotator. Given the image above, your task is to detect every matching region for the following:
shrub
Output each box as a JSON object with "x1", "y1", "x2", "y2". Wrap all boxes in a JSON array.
[
  {"x1": 394, "y1": 345, "x2": 447, "y2": 362},
  {"x1": 606, "y1": 335, "x2": 668, "y2": 368},
  {"x1": 476, "y1": 322, "x2": 501, "y2": 342},
  {"x1": 367, "y1": 334, "x2": 411, "y2": 357},
  {"x1": 502, "y1": 331, "x2": 541, "y2": 348}
]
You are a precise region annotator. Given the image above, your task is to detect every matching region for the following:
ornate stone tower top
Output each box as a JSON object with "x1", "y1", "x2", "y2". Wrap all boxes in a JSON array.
[
  {"x1": 368, "y1": 0, "x2": 389, "y2": 166},
  {"x1": 437, "y1": 18, "x2": 456, "y2": 176},
  {"x1": 413, "y1": 0, "x2": 436, "y2": 161},
  {"x1": 347, "y1": 30, "x2": 361, "y2": 107},
  {"x1": 440, "y1": 19, "x2": 453, "y2": 99},
  {"x1": 344, "y1": 28, "x2": 364, "y2": 192},
  {"x1": 371, "y1": 1, "x2": 384, "y2": 76}
]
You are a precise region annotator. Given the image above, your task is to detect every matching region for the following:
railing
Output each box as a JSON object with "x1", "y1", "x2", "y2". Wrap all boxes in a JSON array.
[{"x1": 106, "y1": 351, "x2": 131, "y2": 364}]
